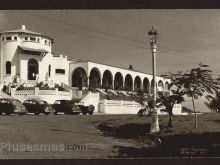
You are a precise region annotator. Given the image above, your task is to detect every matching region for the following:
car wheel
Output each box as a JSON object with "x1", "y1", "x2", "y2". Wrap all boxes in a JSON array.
[
  {"x1": 88, "y1": 105, "x2": 94, "y2": 115},
  {"x1": 82, "y1": 112, "x2": 87, "y2": 115},
  {"x1": 34, "y1": 111, "x2": 40, "y2": 115},
  {"x1": 6, "y1": 111, "x2": 11, "y2": 115},
  {"x1": 72, "y1": 112, "x2": 80, "y2": 115},
  {"x1": 44, "y1": 112, "x2": 50, "y2": 115}
]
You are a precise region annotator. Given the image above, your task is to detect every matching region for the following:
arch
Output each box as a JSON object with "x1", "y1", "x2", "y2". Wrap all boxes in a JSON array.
[
  {"x1": 102, "y1": 70, "x2": 113, "y2": 89},
  {"x1": 89, "y1": 68, "x2": 101, "y2": 88},
  {"x1": 6, "y1": 61, "x2": 11, "y2": 74},
  {"x1": 158, "y1": 80, "x2": 164, "y2": 94},
  {"x1": 72, "y1": 67, "x2": 87, "y2": 89},
  {"x1": 28, "y1": 59, "x2": 38, "y2": 80},
  {"x1": 165, "y1": 82, "x2": 170, "y2": 91},
  {"x1": 158, "y1": 80, "x2": 164, "y2": 89},
  {"x1": 143, "y1": 77, "x2": 150, "y2": 93},
  {"x1": 124, "y1": 74, "x2": 133, "y2": 91},
  {"x1": 114, "y1": 72, "x2": 124, "y2": 90},
  {"x1": 134, "y1": 76, "x2": 142, "y2": 91},
  {"x1": 158, "y1": 80, "x2": 164, "y2": 88}
]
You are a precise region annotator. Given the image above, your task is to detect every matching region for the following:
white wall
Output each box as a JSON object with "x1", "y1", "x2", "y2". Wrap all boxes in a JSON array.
[
  {"x1": 158, "y1": 104, "x2": 182, "y2": 115},
  {"x1": 1, "y1": 34, "x2": 20, "y2": 81},
  {"x1": 99, "y1": 99, "x2": 142, "y2": 114},
  {"x1": 21, "y1": 35, "x2": 52, "y2": 53},
  {"x1": 49, "y1": 55, "x2": 70, "y2": 85},
  {"x1": 99, "y1": 99, "x2": 182, "y2": 115},
  {"x1": 80, "y1": 91, "x2": 100, "y2": 112}
]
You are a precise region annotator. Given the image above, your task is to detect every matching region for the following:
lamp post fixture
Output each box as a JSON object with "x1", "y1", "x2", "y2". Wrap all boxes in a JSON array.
[{"x1": 148, "y1": 26, "x2": 160, "y2": 133}]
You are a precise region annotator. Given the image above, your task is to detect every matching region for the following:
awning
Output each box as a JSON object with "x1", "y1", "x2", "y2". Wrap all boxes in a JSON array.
[{"x1": 19, "y1": 46, "x2": 48, "y2": 56}]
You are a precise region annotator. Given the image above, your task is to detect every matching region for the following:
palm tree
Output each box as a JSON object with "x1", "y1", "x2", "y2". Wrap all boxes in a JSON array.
[{"x1": 205, "y1": 91, "x2": 220, "y2": 112}]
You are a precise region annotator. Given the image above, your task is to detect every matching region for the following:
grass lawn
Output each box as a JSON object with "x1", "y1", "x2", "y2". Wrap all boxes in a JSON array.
[
  {"x1": 0, "y1": 114, "x2": 151, "y2": 158},
  {"x1": 0, "y1": 113, "x2": 219, "y2": 158},
  {"x1": 97, "y1": 113, "x2": 220, "y2": 157}
]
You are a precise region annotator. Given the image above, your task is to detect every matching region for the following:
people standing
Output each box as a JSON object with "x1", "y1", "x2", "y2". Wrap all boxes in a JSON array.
[
  {"x1": 36, "y1": 73, "x2": 39, "y2": 83},
  {"x1": 16, "y1": 73, "x2": 20, "y2": 84},
  {"x1": 8, "y1": 83, "x2": 11, "y2": 94}
]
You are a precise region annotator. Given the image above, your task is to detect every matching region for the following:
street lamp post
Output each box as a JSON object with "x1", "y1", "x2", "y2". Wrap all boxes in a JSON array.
[{"x1": 148, "y1": 26, "x2": 160, "y2": 133}]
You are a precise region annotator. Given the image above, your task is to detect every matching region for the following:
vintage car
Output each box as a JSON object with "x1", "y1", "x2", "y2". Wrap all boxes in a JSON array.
[
  {"x1": 23, "y1": 99, "x2": 54, "y2": 115},
  {"x1": 0, "y1": 98, "x2": 27, "y2": 115},
  {"x1": 78, "y1": 104, "x2": 95, "y2": 115},
  {"x1": 52, "y1": 100, "x2": 81, "y2": 115}
]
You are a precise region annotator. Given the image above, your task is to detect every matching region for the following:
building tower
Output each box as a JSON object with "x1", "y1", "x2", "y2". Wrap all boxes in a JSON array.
[{"x1": 0, "y1": 25, "x2": 53, "y2": 83}]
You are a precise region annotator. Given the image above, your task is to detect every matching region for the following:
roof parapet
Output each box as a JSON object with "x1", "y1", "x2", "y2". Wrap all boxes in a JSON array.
[{"x1": 22, "y1": 25, "x2": 26, "y2": 30}]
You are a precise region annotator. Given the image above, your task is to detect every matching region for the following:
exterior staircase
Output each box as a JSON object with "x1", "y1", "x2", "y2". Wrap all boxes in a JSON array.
[
  {"x1": 0, "y1": 90, "x2": 13, "y2": 99},
  {"x1": 61, "y1": 83, "x2": 100, "y2": 112},
  {"x1": 61, "y1": 83, "x2": 88, "y2": 101}
]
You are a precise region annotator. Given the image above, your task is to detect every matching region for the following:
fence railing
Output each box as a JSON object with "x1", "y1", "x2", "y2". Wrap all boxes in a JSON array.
[
  {"x1": 10, "y1": 87, "x2": 72, "y2": 104},
  {"x1": 13, "y1": 90, "x2": 35, "y2": 96},
  {"x1": 100, "y1": 99, "x2": 140, "y2": 106}
]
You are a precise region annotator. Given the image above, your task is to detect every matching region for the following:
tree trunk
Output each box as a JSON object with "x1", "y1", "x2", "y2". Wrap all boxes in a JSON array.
[
  {"x1": 168, "y1": 113, "x2": 172, "y2": 127},
  {"x1": 191, "y1": 93, "x2": 197, "y2": 128}
]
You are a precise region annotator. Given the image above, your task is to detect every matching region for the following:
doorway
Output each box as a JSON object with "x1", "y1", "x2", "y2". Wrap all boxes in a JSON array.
[{"x1": 28, "y1": 59, "x2": 38, "y2": 80}]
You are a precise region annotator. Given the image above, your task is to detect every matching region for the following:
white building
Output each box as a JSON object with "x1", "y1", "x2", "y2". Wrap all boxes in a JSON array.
[
  {"x1": 0, "y1": 25, "x2": 69, "y2": 85},
  {"x1": 0, "y1": 25, "x2": 181, "y2": 114}
]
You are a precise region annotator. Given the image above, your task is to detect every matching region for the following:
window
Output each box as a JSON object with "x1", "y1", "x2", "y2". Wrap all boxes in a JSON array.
[
  {"x1": 54, "y1": 100, "x2": 61, "y2": 104},
  {"x1": 55, "y1": 69, "x2": 65, "y2": 74},
  {"x1": 25, "y1": 37, "x2": 28, "y2": 41},
  {"x1": 2, "y1": 37, "x2": 4, "y2": 41},
  {"x1": 37, "y1": 38, "x2": 40, "y2": 42},
  {"x1": 14, "y1": 36, "x2": 17, "y2": 40},
  {"x1": 45, "y1": 40, "x2": 47, "y2": 44},
  {"x1": 23, "y1": 100, "x2": 29, "y2": 104},
  {"x1": 30, "y1": 37, "x2": 36, "y2": 41},
  {"x1": 6, "y1": 37, "x2": 12, "y2": 41},
  {"x1": 48, "y1": 65, "x2": 51, "y2": 77},
  {"x1": 6, "y1": 61, "x2": 11, "y2": 74}
]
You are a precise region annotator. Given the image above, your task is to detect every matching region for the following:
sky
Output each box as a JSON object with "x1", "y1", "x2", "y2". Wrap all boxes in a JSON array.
[{"x1": 0, "y1": 10, "x2": 220, "y2": 77}]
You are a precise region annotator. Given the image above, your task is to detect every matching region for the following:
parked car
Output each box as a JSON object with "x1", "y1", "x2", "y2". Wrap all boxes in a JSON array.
[
  {"x1": 78, "y1": 105, "x2": 95, "y2": 115},
  {"x1": 52, "y1": 100, "x2": 81, "y2": 115},
  {"x1": 23, "y1": 99, "x2": 54, "y2": 115},
  {"x1": 0, "y1": 98, "x2": 27, "y2": 115}
]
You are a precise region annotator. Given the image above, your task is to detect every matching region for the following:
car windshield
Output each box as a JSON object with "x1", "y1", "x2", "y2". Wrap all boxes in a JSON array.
[
  {"x1": 66, "y1": 101, "x2": 75, "y2": 105},
  {"x1": 38, "y1": 100, "x2": 47, "y2": 104},
  {"x1": 12, "y1": 100, "x2": 22, "y2": 105}
]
